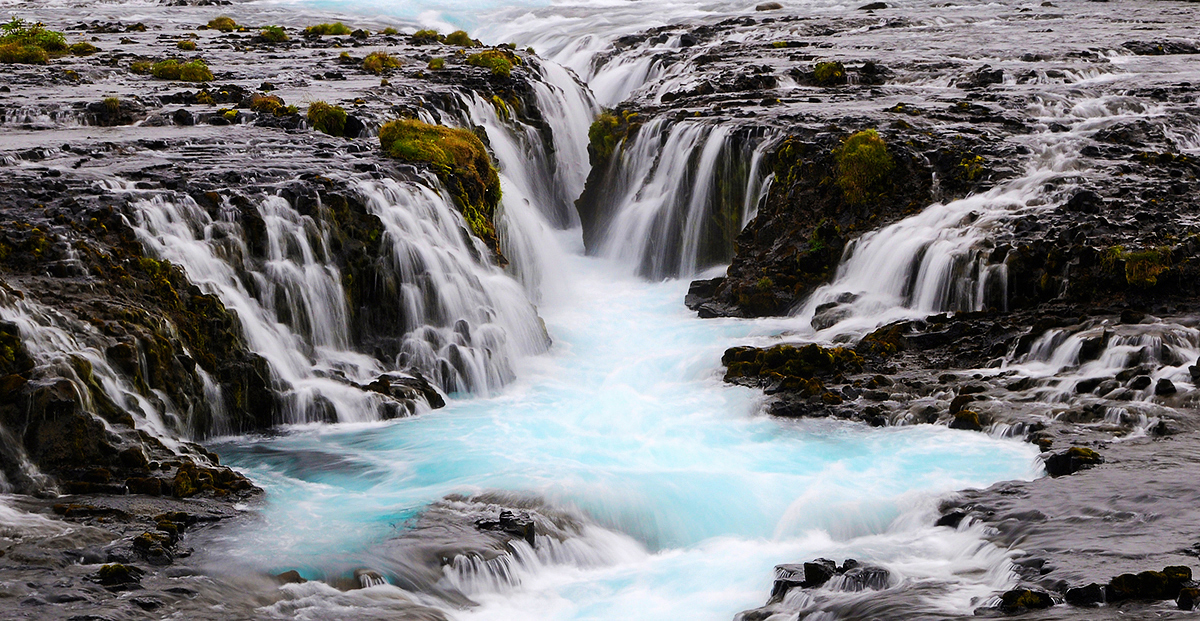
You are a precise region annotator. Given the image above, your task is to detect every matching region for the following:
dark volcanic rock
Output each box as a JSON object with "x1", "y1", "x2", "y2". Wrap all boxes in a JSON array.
[{"x1": 1042, "y1": 446, "x2": 1103, "y2": 477}]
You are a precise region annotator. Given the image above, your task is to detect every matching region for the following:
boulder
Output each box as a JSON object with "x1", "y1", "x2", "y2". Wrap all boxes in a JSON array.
[
  {"x1": 1042, "y1": 446, "x2": 1102, "y2": 477},
  {"x1": 998, "y1": 589, "x2": 1054, "y2": 612}
]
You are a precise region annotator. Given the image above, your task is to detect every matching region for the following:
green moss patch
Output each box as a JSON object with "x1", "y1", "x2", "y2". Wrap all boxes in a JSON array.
[
  {"x1": 206, "y1": 16, "x2": 239, "y2": 32},
  {"x1": 0, "y1": 17, "x2": 67, "y2": 64},
  {"x1": 378, "y1": 119, "x2": 503, "y2": 255},
  {"x1": 444, "y1": 30, "x2": 479, "y2": 46},
  {"x1": 833, "y1": 129, "x2": 894, "y2": 204},
  {"x1": 362, "y1": 51, "x2": 400, "y2": 74},
  {"x1": 467, "y1": 49, "x2": 520, "y2": 77},
  {"x1": 150, "y1": 59, "x2": 213, "y2": 81},
  {"x1": 307, "y1": 100, "x2": 347, "y2": 136},
  {"x1": 304, "y1": 22, "x2": 352, "y2": 36},
  {"x1": 260, "y1": 25, "x2": 288, "y2": 42},
  {"x1": 587, "y1": 109, "x2": 641, "y2": 165},
  {"x1": 814, "y1": 61, "x2": 846, "y2": 86}
]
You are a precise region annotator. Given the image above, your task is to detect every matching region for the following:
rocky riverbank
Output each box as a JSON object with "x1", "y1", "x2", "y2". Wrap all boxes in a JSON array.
[{"x1": 0, "y1": 2, "x2": 574, "y2": 616}]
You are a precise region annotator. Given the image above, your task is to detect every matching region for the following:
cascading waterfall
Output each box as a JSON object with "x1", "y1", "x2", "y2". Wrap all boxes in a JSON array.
[
  {"x1": 357, "y1": 177, "x2": 550, "y2": 393},
  {"x1": 581, "y1": 118, "x2": 776, "y2": 279},
  {"x1": 1005, "y1": 322, "x2": 1199, "y2": 404},
  {"x1": 0, "y1": 287, "x2": 196, "y2": 490},
  {"x1": 128, "y1": 172, "x2": 548, "y2": 421},
  {"x1": 792, "y1": 92, "x2": 1167, "y2": 340}
]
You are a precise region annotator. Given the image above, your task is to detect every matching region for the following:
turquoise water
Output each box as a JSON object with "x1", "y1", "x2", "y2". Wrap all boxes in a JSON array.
[{"x1": 214, "y1": 255, "x2": 1040, "y2": 620}]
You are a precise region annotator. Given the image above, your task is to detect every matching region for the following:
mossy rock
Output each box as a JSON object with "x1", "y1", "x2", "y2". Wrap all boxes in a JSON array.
[
  {"x1": 813, "y1": 61, "x2": 847, "y2": 86},
  {"x1": 998, "y1": 589, "x2": 1054, "y2": 612},
  {"x1": 949, "y1": 410, "x2": 983, "y2": 431},
  {"x1": 303, "y1": 22, "x2": 352, "y2": 36},
  {"x1": 96, "y1": 563, "x2": 144, "y2": 586},
  {"x1": 833, "y1": 129, "x2": 894, "y2": 204},
  {"x1": 587, "y1": 109, "x2": 641, "y2": 165},
  {"x1": 378, "y1": 119, "x2": 504, "y2": 260},
  {"x1": 307, "y1": 100, "x2": 346, "y2": 136},
  {"x1": 362, "y1": 51, "x2": 400, "y2": 74},
  {"x1": 467, "y1": 48, "x2": 520, "y2": 77}
]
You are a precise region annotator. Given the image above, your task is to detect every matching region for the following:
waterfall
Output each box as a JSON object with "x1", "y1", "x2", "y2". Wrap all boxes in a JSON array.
[
  {"x1": 792, "y1": 92, "x2": 1164, "y2": 340},
  {"x1": 580, "y1": 118, "x2": 776, "y2": 279},
  {"x1": 428, "y1": 58, "x2": 598, "y2": 301},
  {"x1": 127, "y1": 170, "x2": 548, "y2": 423}
]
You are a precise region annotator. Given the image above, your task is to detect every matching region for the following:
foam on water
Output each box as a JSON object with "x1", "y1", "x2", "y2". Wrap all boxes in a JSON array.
[{"x1": 212, "y1": 256, "x2": 1040, "y2": 619}]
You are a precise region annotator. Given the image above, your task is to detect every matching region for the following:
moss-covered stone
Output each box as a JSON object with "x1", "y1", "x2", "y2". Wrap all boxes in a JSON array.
[
  {"x1": 303, "y1": 22, "x2": 352, "y2": 36},
  {"x1": 833, "y1": 129, "x2": 894, "y2": 205},
  {"x1": 998, "y1": 589, "x2": 1054, "y2": 612},
  {"x1": 259, "y1": 25, "x2": 288, "y2": 43},
  {"x1": 362, "y1": 51, "x2": 400, "y2": 74},
  {"x1": 378, "y1": 119, "x2": 503, "y2": 260},
  {"x1": 587, "y1": 109, "x2": 641, "y2": 165},
  {"x1": 307, "y1": 100, "x2": 346, "y2": 136},
  {"x1": 950, "y1": 410, "x2": 983, "y2": 431},
  {"x1": 467, "y1": 48, "x2": 520, "y2": 77},
  {"x1": 444, "y1": 30, "x2": 479, "y2": 47},
  {"x1": 813, "y1": 61, "x2": 847, "y2": 86},
  {"x1": 206, "y1": 16, "x2": 238, "y2": 32},
  {"x1": 150, "y1": 59, "x2": 213, "y2": 82}
]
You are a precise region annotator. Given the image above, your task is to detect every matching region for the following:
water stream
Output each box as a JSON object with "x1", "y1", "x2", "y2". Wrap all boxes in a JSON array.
[{"x1": 210, "y1": 258, "x2": 1040, "y2": 619}]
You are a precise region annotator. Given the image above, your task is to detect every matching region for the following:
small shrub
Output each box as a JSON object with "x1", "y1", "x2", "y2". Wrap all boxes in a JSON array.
[
  {"x1": 411, "y1": 29, "x2": 442, "y2": 42},
  {"x1": 381, "y1": 27, "x2": 398, "y2": 35},
  {"x1": 150, "y1": 59, "x2": 180, "y2": 79},
  {"x1": 307, "y1": 100, "x2": 347, "y2": 136},
  {"x1": 0, "y1": 17, "x2": 66, "y2": 63},
  {"x1": 130, "y1": 60, "x2": 151, "y2": 74},
  {"x1": 249, "y1": 93, "x2": 284, "y2": 114},
  {"x1": 833, "y1": 129, "x2": 894, "y2": 204},
  {"x1": 428, "y1": 57, "x2": 444, "y2": 70},
  {"x1": 362, "y1": 50, "x2": 399, "y2": 74},
  {"x1": 103, "y1": 97, "x2": 120, "y2": 112},
  {"x1": 207, "y1": 16, "x2": 238, "y2": 32},
  {"x1": 0, "y1": 42, "x2": 48, "y2": 64},
  {"x1": 814, "y1": 61, "x2": 846, "y2": 86},
  {"x1": 1, "y1": 17, "x2": 67, "y2": 53},
  {"x1": 151, "y1": 58, "x2": 212, "y2": 81},
  {"x1": 444, "y1": 30, "x2": 477, "y2": 47},
  {"x1": 467, "y1": 49, "x2": 519, "y2": 77},
  {"x1": 303, "y1": 22, "x2": 352, "y2": 36},
  {"x1": 176, "y1": 40, "x2": 196, "y2": 51},
  {"x1": 260, "y1": 25, "x2": 288, "y2": 42}
]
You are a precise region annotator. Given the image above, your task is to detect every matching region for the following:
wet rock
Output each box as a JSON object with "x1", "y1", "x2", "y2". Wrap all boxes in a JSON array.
[
  {"x1": 1065, "y1": 583, "x2": 1105, "y2": 606},
  {"x1": 936, "y1": 510, "x2": 966, "y2": 528},
  {"x1": 949, "y1": 394, "x2": 976, "y2": 414},
  {"x1": 858, "y1": 1, "x2": 887, "y2": 9},
  {"x1": 273, "y1": 570, "x2": 307, "y2": 584},
  {"x1": 84, "y1": 98, "x2": 147, "y2": 126},
  {"x1": 1123, "y1": 40, "x2": 1200, "y2": 56},
  {"x1": 950, "y1": 410, "x2": 983, "y2": 431},
  {"x1": 959, "y1": 65, "x2": 1004, "y2": 88},
  {"x1": 998, "y1": 589, "x2": 1054, "y2": 612},
  {"x1": 1156, "y1": 378, "x2": 1177, "y2": 396},
  {"x1": 1179, "y1": 586, "x2": 1200, "y2": 610},
  {"x1": 1128, "y1": 375, "x2": 1152, "y2": 390},
  {"x1": 1042, "y1": 446, "x2": 1102, "y2": 477},
  {"x1": 94, "y1": 563, "x2": 143, "y2": 588}
]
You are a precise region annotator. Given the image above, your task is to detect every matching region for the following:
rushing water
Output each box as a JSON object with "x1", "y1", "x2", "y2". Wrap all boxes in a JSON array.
[{"x1": 211, "y1": 257, "x2": 1040, "y2": 619}]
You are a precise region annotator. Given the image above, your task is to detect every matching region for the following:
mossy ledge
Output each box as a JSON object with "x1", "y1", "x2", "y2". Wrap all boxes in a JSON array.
[{"x1": 378, "y1": 119, "x2": 505, "y2": 264}]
